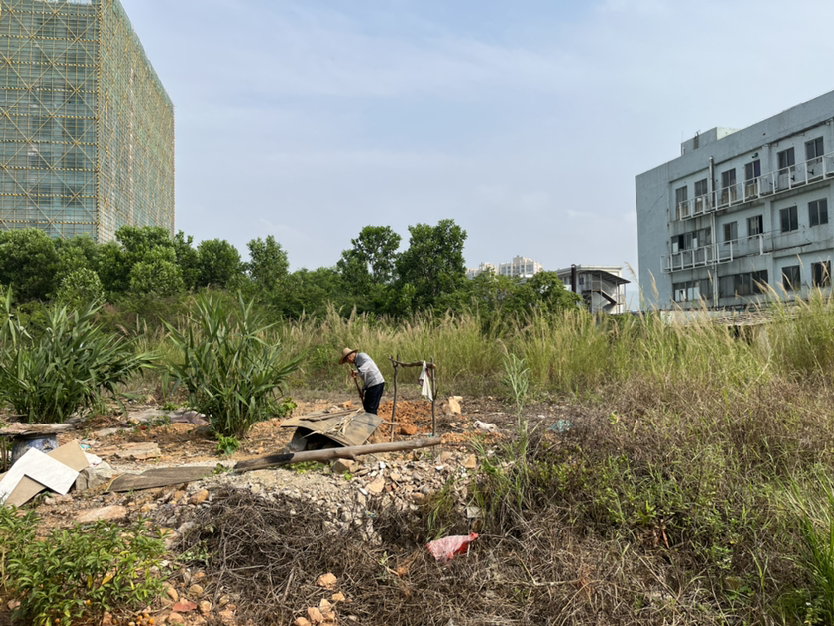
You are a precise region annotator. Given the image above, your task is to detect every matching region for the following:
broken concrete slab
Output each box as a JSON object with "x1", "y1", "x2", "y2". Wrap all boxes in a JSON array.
[
  {"x1": 75, "y1": 461, "x2": 115, "y2": 492},
  {"x1": 76, "y1": 505, "x2": 128, "y2": 524},
  {"x1": 96, "y1": 442, "x2": 161, "y2": 461}
]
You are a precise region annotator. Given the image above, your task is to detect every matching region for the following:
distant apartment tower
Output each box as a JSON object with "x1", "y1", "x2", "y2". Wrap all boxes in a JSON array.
[
  {"x1": 637, "y1": 90, "x2": 834, "y2": 310},
  {"x1": 556, "y1": 265, "x2": 629, "y2": 314},
  {"x1": 466, "y1": 262, "x2": 497, "y2": 279},
  {"x1": 0, "y1": 0, "x2": 175, "y2": 243},
  {"x1": 498, "y1": 256, "x2": 543, "y2": 279}
]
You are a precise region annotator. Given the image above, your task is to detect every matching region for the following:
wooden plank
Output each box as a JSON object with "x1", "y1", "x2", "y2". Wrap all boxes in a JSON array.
[
  {"x1": 108, "y1": 466, "x2": 215, "y2": 492},
  {"x1": 235, "y1": 437, "x2": 442, "y2": 472}
]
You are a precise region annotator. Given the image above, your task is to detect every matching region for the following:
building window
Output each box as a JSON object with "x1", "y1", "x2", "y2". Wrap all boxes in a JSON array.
[
  {"x1": 806, "y1": 137, "x2": 825, "y2": 160},
  {"x1": 744, "y1": 159, "x2": 761, "y2": 181},
  {"x1": 778, "y1": 147, "x2": 796, "y2": 170},
  {"x1": 694, "y1": 178, "x2": 708, "y2": 197},
  {"x1": 782, "y1": 265, "x2": 800, "y2": 291},
  {"x1": 780, "y1": 206, "x2": 798, "y2": 233},
  {"x1": 671, "y1": 227, "x2": 711, "y2": 253},
  {"x1": 720, "y1": 169, "x2": 737, "y2": 204},
  {"x1": 812, "y1": 261, "x2": 831, "y2": 288},
  {"x1": 719, "y1": 270, "x2": 768, "y2": 297},
  {"x1": 809, "y1": 199, "x2": 829, "y2": 227},
  {"x1": 748, "y1": 215, "x2": 763, "y2": 236},
  {"x1": 673, "y1": 278, "x2": 711, "y2": 303},
  {"x1": 675, "y1": 186, "x2": 688, "y2": 219},
  {"x1": 723, "y1": 221, "x2": 738, "y2": 242}
]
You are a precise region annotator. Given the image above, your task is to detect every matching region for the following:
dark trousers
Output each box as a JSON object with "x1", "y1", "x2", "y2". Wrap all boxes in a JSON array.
[{"x1": 363, "y1": 382, "x2": 385, "y2": 415}]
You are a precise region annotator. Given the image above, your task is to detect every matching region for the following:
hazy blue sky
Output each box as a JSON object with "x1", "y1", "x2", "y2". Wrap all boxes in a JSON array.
[{"x1": 120, "y1": 0, "x2": 834, "y2": 303}]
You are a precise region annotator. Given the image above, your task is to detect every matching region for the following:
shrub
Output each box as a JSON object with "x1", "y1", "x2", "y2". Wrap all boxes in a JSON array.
[
  {"x1": 0, "y1": 509, "x2": 165, "y2": 626},
  {"x1": 166, "y1": 293, "x2": 301, "y2": 437},
  {"x1": 0, "y1": 293, "x2": 156, "y2": 423},
  {"x1": 55, "y1": 267, "x2": 105, "y2": 309}
]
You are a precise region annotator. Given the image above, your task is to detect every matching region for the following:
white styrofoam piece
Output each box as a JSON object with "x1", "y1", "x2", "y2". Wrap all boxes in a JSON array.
[
  {"x1": 84, "y1": 452, "x2": 103, "y2": 466},
  {"x1": 0, "y1": 448, "x2": 79, "y2": 503}
]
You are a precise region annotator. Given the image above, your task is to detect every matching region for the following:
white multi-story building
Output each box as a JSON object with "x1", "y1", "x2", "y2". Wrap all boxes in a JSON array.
[
  {"x1": 637, "y1": 90, "x2": 834, "y2": 310},
  {"x1": 555, "y1": 265, "x2": 629, "y2": 314},
  {"x1": 466, "y1": 262, "x2": 497, "y2": 280},
  {"x1": 498, "y1": 256, "x2": 543, "y2": 279}
]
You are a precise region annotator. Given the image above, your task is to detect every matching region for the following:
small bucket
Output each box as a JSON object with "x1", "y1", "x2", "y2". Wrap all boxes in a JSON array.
[{"x1": 10, "y1": 434, "x2": 59, "y2": 465}]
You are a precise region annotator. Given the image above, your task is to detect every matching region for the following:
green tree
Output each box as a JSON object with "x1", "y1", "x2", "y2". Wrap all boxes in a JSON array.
[
  {"x1": 99, "y1": 226, "x2": 178, "y2": 295},
  {"x1": 129, "y1": 248, "x2": 184, "y2": 296},
  {"x1": 276, "y1": 267, "x2": 346, "y2": 319},
  {"x1": 54, "y1": 235, "x2": 100, "y2": 285},
  {"x1": 197, "y1": 239, "x2": 244, "y2": 289},
  {"x1": 337, "y1": 225, "x2": 401, "y2": 288},
  {"x1": 396, "y1": 219, "x2": 467, "y2": 312},
  {"x1": 56, "y1": 268, "x2": 105, "y2": 309},
  {"x1": 246, "y1": 235, "x2": 289, "y2": 293},
  {"x1": 173, "y1": 231, "x2": 201, "y2": 291},
  {"x1": 0, "y1": 229, "x2": 59, "y2": 301},
  {"x1": 524, "y1": 271, "x2": 583, "y2": 312}
]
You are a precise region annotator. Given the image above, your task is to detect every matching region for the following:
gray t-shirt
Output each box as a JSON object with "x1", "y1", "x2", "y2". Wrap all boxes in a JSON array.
[{"x1": 355, "y1": 352, "x2": 384, "y2": 389}]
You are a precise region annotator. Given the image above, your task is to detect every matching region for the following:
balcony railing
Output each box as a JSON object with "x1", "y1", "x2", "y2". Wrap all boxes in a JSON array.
[
  {"x1": 661, "y1": 234, "x2": 765, "y2": 273},
  {"x1": 675, "y1": 151, "x2": 834, "y2": 220}
]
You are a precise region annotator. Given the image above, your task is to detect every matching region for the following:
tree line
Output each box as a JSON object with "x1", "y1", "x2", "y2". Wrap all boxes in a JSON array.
[{"x1": 0, "y1": 219, "x2": 580, "y2": 320}]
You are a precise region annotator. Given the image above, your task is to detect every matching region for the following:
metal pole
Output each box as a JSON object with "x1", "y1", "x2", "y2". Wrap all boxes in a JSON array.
[
  {"x1": 430, "y1": 356, "x2": 436, "y2": 436},
  {"x1": 390, "y1": 354, "x2": 399, "y2": 442}
]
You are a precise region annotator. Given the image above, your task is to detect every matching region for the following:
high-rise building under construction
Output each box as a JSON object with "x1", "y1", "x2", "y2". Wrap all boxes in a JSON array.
[{"x1": 0, "y1": 0, "x2": 174, "y2": 242}]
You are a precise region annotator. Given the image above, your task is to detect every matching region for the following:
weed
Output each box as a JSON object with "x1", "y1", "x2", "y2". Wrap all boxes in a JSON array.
[
  {"x1": 0, "y1": 292, "x2": 156, "y2": 423},
  {"x1": 215, "y1": 435, "x2": 240, "y2": 457},
  {"x1": 165, "y1": 293, "x2": 300, "y2": 437},
  {"x1": 0, "y1": 510, "x2": 164, "y2": 626}
]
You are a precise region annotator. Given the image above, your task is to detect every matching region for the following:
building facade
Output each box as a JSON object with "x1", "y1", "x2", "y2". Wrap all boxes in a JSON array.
[
  {"x1": 637, "y1": 91, "x2": 834, "y2": 310},
  {"x1": 555, "y1": 265, "x2": 629, "y2": 314},
  {"x1": 466, "y1": 262, "x2": 496, "y2": 280},
  {"x1": 498, "y1": 256, "x2": 543, "y2": 279},
  {"x1": 0, "y1": 0, "x2": 175, "y2": 243}
]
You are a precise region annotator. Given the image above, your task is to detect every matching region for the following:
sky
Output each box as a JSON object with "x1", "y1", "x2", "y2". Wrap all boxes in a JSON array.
[{"x1": 120, "y1": 0, "x2": 834, "y2": 306}]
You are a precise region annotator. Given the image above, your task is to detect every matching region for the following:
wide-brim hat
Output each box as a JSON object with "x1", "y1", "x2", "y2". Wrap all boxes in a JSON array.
[{"x1": 339, "y1": 347, "x2": 358, "y2": 364}]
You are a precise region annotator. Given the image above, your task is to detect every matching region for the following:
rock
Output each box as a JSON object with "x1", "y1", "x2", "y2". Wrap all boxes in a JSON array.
[
  {"x1": 463, "y1": 454, "x2": 477, "y2": 470},
  {"x1": 410, "y1": 492, "x2": 426, "y2": 503},
  {"x1": 172, "y1": 601, "x2": 197, "y2": 613},
  {"x1": 189, "y1": 490, "x2": 209, "y2": 505},
  {"x1": 332, "y1": 459, "x2": 356, "y2": 474},
  {"x1": 331, "y1": 592, "x2": 346, "y2": 603},
  {"x1": 367, "y1": 477, "x2": 385, "y2": 495},
  {"x1": 166, "y1": 585, "x2": 180, "y2": 602},
  {"x1": 319, "y1": 598, "x2": 332, "y2": 612},
  {"x1": 218, "y1": 609, "x2": 235, "y2": 624},
  {"x1": 101, "y1": 612, "x2": 114, "y2": 625},
  {"x1": 75, "y1": 462, "x2": 115, "y2": 491},
  {"x1": 447, "y1": 396, "x2": 462, "y2": 414},
  {"x1": 216, "y1": 594, "x2": 230, "y2": 607},
  {"x1": 307, "y1": 607, "x2": 323, "y2": 623},
  {"x1": 316, "y1": 572, "x2": 338, "y2": 590},
  {"x1": 199, "y1": 600, "x2": 212, "y2": 614},
  {"x1": 188, "y1": 583, "x2": 204, "y2": 598},
  {"x1": 76, "y1": 506, "x2": 128, "y2": 524},
  {"x1": 295, "y1": 619, "x2": 312, "y2": 626},
  {"x1": 167, "y1": 613, "x2": 185, "y2": 624},
  {"x1": 399, "y1": 423, "x2": 418, "y2": 435}
]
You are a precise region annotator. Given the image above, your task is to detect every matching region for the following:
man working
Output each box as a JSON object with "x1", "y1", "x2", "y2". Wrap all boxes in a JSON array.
[{"x1": 339, "y1": 348, "x2": 385, "y2": 415}]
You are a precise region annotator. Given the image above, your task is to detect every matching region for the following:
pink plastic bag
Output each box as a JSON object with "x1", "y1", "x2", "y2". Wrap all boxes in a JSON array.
[{"x1": 427, "y1": 532, "x2": 479, "y2": 561}]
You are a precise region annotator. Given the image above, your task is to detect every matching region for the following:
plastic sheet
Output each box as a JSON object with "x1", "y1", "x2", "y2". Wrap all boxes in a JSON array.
[{"x1": 426, "y1": 532, "x2": 479, "y2": 561}]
